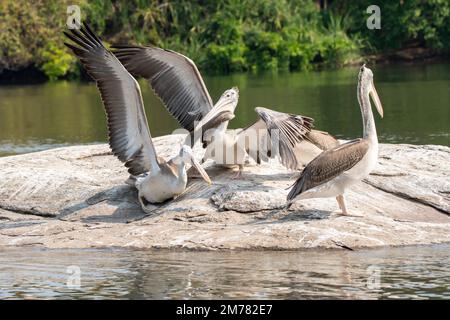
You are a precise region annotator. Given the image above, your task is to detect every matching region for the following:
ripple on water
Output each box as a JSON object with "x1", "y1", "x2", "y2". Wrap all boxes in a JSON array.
[{"x1": 1, "y1": 245, "x2": 450, "y2": 299}]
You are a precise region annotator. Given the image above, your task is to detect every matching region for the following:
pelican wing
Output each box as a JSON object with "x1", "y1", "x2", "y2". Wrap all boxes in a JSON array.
[
  {"x1": 287, "y1": 138, "x2": 369, "y2": 201},
  {"x1": 237, "y1": 107, "x2": 314, "y2": 170},
  {"x1": 306, "y1": 129, "x2": 339, "y2": 150},
  {"x1": 64, "y1": 23, "x2": 159, "y2": 175},
  {"x1": 112, "y1": 45, "x2": 213, "y2": 131},
  {"x1": 293, "y1": 130, "x2": 339, "y2": 166}
]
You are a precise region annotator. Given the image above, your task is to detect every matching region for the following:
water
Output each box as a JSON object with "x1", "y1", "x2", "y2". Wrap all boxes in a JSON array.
[
  {"x1": 0, "y1": 63, "x2": 449, "y2": 156},
  {"x1": 0, "y1": 245, "x2": 449, "y2": 299}
]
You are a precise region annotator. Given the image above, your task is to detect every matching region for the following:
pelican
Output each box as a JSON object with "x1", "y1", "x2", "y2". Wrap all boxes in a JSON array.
[
  {"x1": 63, "y1": 23, "x2": 212, "y2": 210},
  {"x1": 286, "y1": 65, "x2": 383, "y2": 215},
  {"x1": 112, "y1": 46, "x2": 315, "y2": 176}
]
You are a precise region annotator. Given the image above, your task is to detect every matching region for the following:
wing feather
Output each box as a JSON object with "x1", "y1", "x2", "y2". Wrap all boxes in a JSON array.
[
  {"x1": 64, "y1": 23, "x2": 159, "y2": 175},
  {"x1": 237, "y1": 107, "x2": 314, "y2": 170},
  {"x1": 112, "y1": 45, "x2": 213, "y2": 131},
  {"x1": 306, "y1": 129, "x2": 340, "y2": 150},
  {"x1": 287, "y1": 139, "x2": 370, "y2": 200}
]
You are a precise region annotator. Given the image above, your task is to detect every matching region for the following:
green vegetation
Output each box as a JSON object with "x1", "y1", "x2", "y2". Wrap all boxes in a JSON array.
[{"x1": 0, "y1": 0, "x2": 448, "y2": 80}]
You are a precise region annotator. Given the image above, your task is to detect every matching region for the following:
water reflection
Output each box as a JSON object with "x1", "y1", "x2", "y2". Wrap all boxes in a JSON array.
[
  {"x1": 0, "y1": 63, "x2": 449, "y2": 156},
  {"x1": 1, "y1": 245, "x2": 449, "y2": 299}
]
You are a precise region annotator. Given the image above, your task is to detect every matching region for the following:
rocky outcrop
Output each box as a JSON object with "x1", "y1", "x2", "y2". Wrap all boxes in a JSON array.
[{"x1": 0, "y1": 135, "x2": 449, "y2": 250}]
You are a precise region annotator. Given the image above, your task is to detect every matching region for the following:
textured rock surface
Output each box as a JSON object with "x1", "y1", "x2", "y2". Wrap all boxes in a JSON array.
[{"x1": 0, "y1": 134, "x2": 449, "y2": 250}]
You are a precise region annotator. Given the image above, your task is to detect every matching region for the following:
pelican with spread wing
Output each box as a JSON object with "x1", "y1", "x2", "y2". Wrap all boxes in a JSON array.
[
  {"x1": 112, "y1": 45, "x2": 315, "y2": 176},
  {"x1": 64, "y1": 23, "x2": 212, "y2": 210},
  {"x1": 287, "y1": 65, "x2": 384, "y2": 215}
]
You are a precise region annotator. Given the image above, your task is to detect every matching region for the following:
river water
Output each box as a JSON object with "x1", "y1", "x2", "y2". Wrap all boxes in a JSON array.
[
  {"x1": 0, "y1": 245, "x2": 449, "y2": 299},
  {"x1": 0, "y1": 63, "x2": 449, "y2": 157}
]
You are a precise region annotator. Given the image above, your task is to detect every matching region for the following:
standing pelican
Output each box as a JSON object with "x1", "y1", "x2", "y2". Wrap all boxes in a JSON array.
[
  {"x1": 63, "y1": 23, "x2": 212, "y2": 210},
  {"x1": 112, "y1": 46, "x2": 314, "y2": 175},
  {"x1": 287, "y1": 65, "x2": 383, "y2": 215}
]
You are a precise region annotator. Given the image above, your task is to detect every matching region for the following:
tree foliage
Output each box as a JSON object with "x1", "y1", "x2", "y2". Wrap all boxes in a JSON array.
[{"x1": 0, "y1": 0, "x2": 448, "y2": 80}]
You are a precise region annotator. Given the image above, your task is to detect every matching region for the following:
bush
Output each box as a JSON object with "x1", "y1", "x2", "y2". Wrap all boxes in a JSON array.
[
  {"x1": 40, "y1": 43, "x2": 75, "y2": 81},
  {"x1": 331, "y1": 0, "x2": 450, "y2": 53},
  {"x1": 1, "y1": 0, "x2": 447, "y2": 79},
  {"x1": 0, "y1": 0, "x2": 78, "y2": 77}
]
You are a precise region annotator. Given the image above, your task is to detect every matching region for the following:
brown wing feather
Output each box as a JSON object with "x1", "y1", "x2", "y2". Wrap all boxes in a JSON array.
[
  {"x1": 306, "y1": 129, "x2": 339, "y2": 150},
  {"x1": 287, "y1": 138, "x2": 370, "y2": 201}
]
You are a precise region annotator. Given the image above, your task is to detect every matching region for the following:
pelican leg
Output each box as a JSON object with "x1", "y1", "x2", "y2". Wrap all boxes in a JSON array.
[
  {"x1": 336, "y1": 195, "x2": 349, "y2": 215},
  {"x1": 336, "y1": 196, "x2": 342, "y2": 210},
  {"x1": 231, "y1": 164, "x2": 244, "y2": 179},
  {"x1": 285, "y1": 200, "x2": 294, "y2": 211}
]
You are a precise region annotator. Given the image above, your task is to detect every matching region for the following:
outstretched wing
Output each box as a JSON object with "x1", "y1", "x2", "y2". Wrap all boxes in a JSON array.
[
  {"x1": 306, "y1": 129, "x2": 339, "y2": 150},
  {"x1": 112, "y1": 45, "x2": 213, "y2": 131},
  {"x1": 287, "y1": 139, "x2": 369, "y2": 201},
  {"x1": 293, "y1": 129, "x2": 340, "y2": 166},
  {"x1": 237, "y1": 107, "x2": 314, "y2": 170},
  {"x1": 64, "y1": 23, "x2": 159, "y2": 175}
]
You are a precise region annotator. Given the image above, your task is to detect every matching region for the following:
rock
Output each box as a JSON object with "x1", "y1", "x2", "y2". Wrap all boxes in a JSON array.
[
  {"x1": 365, "y1": 144, "x2": 450, "y2": 213},
  {"x1": 0, "y1": 134, "x2": 449, "y2": 250}
]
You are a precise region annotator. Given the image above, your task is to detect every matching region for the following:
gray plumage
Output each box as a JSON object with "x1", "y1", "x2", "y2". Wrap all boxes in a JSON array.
[{"x1": 238, "y1": 107, "x2": 314, "y2": 170}]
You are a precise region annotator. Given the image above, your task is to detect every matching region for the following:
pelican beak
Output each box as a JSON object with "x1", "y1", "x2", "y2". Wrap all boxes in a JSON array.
[
  {"x1": 191, "y1": 156, "x2": 212, "y2": 185},
  {"x1": 370, "y1": 80, "x2": 383, "y2": 118}
]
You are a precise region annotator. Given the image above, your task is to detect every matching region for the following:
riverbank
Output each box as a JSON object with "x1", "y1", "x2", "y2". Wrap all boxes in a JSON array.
[
  {"x1": 2, "y1": 1, "x2": 449, "y2": 81},
  {"x1": 0, "y1": 134, "x2": 449, "y2": 250},
  {"x1": 1, "y1": 50, "x2": 448, "y2": 85}
]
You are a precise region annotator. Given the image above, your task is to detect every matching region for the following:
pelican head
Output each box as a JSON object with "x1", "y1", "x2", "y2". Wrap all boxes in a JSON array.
[
  {"x1": 215, "y1": 87, "x2": 239, "y2": 110},
  {"x1": 358, "y1": 64, "x2": 383, "y2": 118},
  {"x1": 179, "y1": 145, "x2": 212, "y2": 185},
  {"x1": 222, "y1": 86, "x2": 239, "y2": 100}
]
